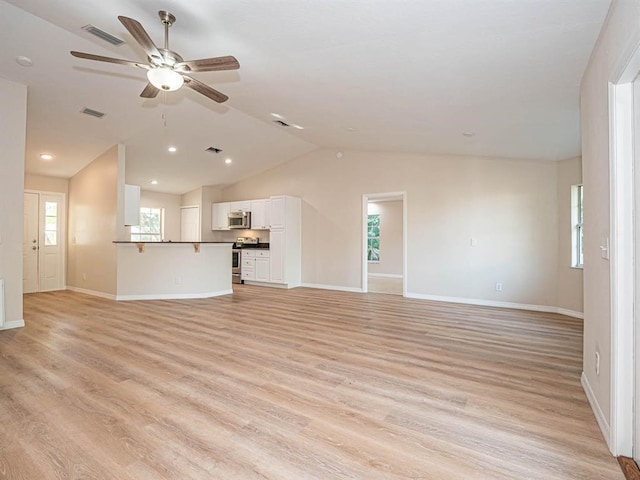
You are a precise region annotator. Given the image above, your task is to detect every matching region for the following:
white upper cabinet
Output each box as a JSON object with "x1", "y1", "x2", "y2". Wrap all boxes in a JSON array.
[
  {"x1": 124, "y1": 184, "x2": 140, "y2": 226},
  {"x1": 250, "y1": 199, "x2": 270, "y2": 230},
  {"x1": 269, "y1": 196, "x2": 286, "y2": 230},
  {"x1": 211, "y1": 202, "x2": 230, "y2": 230},
  {"x1": 229, "y1": 200, "x2": 251, "y2": 212}
]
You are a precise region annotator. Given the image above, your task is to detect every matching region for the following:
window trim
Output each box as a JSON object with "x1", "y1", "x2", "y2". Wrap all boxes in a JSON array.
[{"x1": 571, "y1": 184, "x2": 583, "y2": 268}]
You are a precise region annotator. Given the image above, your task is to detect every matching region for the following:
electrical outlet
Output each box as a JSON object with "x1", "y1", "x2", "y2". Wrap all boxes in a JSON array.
[
  {"x1": 495, "y1": 282, "x2": 503, "y2": 292},
  {"x1": 595, "y1": 351, "x2": 600, "y2": 375},
  {"x1": 175, "y1": 276, "x2": 182, "y2": 285},
  {"x1": 82, "y1": 273, "x2": 87, "y2": 281},
  {"x1": 470, "y1": 237, "x2": 477, "y2": 247}
]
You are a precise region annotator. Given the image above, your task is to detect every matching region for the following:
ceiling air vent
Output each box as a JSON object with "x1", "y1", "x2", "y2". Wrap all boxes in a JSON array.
[
  {"x1": 273, "y1": 119, "x2": 290, "y2": 127},
  {"x1": 206, "y1": 147, "x2": 223, "y2": 154},
  {"x1": 81, "y1": 107, "x2": 105, "y2": 118},
  {"x1": 82, "y1": 24, "x2": 125, "y2": 46}
]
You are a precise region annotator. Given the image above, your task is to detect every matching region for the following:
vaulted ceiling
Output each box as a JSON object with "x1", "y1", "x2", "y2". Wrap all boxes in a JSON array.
[{"x1": 1, "y1": 0, "x2": 611, "y2": 194}]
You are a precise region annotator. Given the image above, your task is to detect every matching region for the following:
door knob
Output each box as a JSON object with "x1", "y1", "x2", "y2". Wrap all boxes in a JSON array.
[
  {"x1": 32, "y1": 239, "x2": 36, "y2": 243},
  {"x1": 31, "y1": 246, "x2": 37, "y2": 251}
]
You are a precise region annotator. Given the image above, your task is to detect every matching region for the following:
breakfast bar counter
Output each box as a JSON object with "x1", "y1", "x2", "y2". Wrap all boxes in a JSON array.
[{"x1": 113, "y1": 241, "x2": 233, "y2": 301}]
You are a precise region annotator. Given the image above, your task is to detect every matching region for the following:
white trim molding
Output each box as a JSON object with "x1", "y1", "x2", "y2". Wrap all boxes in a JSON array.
[
  {"x1": 66, "y1": 286, "x2": 117, "y2": 300},
  {"x1": 0, "y1": 319, "x2": 25, "y2": 330},
  {"x1": 302, "y1": 283, "x2": 364, "y2": 293},
  {"x1": 405, "y1": 292, "x2": 584, "y2": 319},
  {"x1": 116, "y1": 289, "x2": 233, "y2": 301},
  {"x1": 582, "y1": 372, "x2": 611, "y2": 449},
  {"x1": 368, "y1": 273, "x2": 403, "y2": 279}
]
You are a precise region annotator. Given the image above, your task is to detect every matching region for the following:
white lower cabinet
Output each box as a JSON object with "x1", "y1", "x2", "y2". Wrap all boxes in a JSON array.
[
  {"x1": 242, "y1": 250, "x2": 270, "y2": 283},
  {"x1": 269, "y1": 230, "x2": 284, "y2": 283}
]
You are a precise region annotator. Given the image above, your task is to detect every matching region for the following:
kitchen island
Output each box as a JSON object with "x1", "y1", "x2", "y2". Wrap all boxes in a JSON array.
[{"x1": 114, "y1": 241, "x2": 233, "y2": 301}]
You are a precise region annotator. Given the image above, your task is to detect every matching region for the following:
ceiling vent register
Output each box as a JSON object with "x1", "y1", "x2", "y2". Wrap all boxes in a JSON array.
[
  {"x1": 81, "y1": 25, "x2": 125, "y2": 46},
  {"x1": 81, "y1": 107, "x2": 106, "y2": 118},
  {"x1": 206, "y1": 147, "x2": 223, "y2": 154}
]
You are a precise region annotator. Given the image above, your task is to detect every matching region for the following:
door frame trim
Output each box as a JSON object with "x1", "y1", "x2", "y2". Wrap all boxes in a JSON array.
[{"x1": 361, "y1": 192, "x2": 407, "y2": 296}]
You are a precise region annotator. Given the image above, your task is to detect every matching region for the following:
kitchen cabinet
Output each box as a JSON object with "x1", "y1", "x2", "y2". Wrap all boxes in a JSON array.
[
  {"x1": 250, "y1": 199, "x2": 270, "y2": 230},
  {"x1": 242, "y1": 250, "x2": 270, "y2": 283},
  {"x1": 124, "y1": 184, "x2": 140, "y2": 226},
  {"x1": 211, "y1": 202, "x2": 230, "y2": 230},
  {"x1": 229, "y1": 200, "x2": 251, "y2": 212},
  {"x1": 269, "y1": 196, "x2": 285, "y2": 230},
  {"x1": 268, "y1": 196, "x2": 301, "y2": 287}
]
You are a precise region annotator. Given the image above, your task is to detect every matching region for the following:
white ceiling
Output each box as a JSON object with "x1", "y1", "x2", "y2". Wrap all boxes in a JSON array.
[{"x1": 0, "y1": 0, "x2": 611, "y2": 194}]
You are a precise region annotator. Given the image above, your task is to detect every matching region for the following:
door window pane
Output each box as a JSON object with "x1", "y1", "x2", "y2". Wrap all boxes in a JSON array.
[{"x1": 44, "y1": 201, "x2": 57, "y2": 246}]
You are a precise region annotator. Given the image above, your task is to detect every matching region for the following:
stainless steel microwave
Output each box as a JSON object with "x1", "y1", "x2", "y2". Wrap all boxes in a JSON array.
[{"x1": 228, "y1": 211, "x2": 251, "y2": 229}]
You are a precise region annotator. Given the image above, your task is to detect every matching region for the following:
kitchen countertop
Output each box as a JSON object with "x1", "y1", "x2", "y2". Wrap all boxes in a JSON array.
[{"x1": 113, "y1": 241, "x2": 234, "y2": 244}]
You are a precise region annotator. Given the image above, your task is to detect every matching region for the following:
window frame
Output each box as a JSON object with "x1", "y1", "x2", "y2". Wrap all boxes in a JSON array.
[
  {"x1": 367, "y1": 213, "x2": 380, "y2": 263},
  {"x1": 131, "y1": 207, "x2": 164, "y2": 242},
  {"x1": 571, "y1": 184, "x2": 584, "y2": 268}
]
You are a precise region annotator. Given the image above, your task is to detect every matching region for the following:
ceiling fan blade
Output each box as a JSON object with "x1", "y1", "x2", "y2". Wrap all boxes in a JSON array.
[
  {"x1": 175, "y1": 55, "x2": 240, "y2": 73},
  {"x1": 118, "y1": 16, "x2": 162, "y2": 63},
  {"x1": 183, "y1": 75, "x2": 229, "y2": 103},
  {"x1": 140, "y1": 83, "x2": 160, "y2": 98},
  {"x1": 70, "y1": 51, "x2": 147, "y2": 69}
]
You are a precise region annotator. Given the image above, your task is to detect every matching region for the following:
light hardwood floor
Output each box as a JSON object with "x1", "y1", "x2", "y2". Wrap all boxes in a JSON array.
[{"x1": 0, "y1": 286, "x2": 623, "y2": 479}]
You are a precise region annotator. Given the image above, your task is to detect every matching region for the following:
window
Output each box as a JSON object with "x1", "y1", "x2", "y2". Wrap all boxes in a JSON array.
[
  {"x1": 367, "y1": 214, "x2": 380, "y2": 262},
  {"x1": 571, "y1": 184, "x2": 583, "y2": 268},
  {"x1": 131, "y1": 207, "x2": 163, "y2": 242},
  {"x1": 44, "y1": 201, "x2": 57, "y2": 246}
]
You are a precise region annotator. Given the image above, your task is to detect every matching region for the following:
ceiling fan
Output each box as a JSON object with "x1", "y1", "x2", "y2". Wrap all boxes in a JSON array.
[{"x1": 71, "y1": 10, "x2": 239, "y2": 103}]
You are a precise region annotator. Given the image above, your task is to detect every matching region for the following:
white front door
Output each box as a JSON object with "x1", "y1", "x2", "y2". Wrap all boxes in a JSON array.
[
  {"x1": 181, "y1": 206, "x2": 200, "y2": 242},
  {"x1": 23, "y1": 192, "x2": 39, "y2": 293},
  {"x1": 23, "y1": 191, "x2": 66, "y2": 293},
  {"x1": 39, "y1": 194, "x2": 64, "y2": 292}
]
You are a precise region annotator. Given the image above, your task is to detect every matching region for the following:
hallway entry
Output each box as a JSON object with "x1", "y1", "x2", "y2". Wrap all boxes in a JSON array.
[{"x1": 23, "y1": 191, "x2": 66, "y2": 293}]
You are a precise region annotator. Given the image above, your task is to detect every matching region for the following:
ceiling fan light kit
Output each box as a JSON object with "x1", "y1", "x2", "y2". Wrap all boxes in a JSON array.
[
  {"x1": 147, "y1": 67, "x2": 183, "y2": 91},
  {"x1": 70, "y1": 10, "x2": 239, "y2": 103}
]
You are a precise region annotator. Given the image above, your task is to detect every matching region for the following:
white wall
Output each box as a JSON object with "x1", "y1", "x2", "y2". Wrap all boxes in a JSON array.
[
  {"x1": 368, "y1": 201, "x2": 403, "y2": 276},
  {"x1": 580, "y1": 0, "x2": 640, "y2": 451},
  {"x1": 0, "y1": 77, "x2": 27, "y2": 328},
  {"x1": 223, "y1": 149, "x2": 566, "y2": 309},
  {"x1": 67, "y1": 146, "x2": 119, "y2": 297},
  {"x1": 556, "y1": 157, "x2": 583, "y2": 316}
]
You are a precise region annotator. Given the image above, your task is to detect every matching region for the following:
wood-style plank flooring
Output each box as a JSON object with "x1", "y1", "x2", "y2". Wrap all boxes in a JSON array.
[{"x1": 0, "y1": 286, "x2": 623, "y2": 479}]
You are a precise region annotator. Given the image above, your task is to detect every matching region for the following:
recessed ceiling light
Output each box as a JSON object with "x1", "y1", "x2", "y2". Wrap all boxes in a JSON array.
[
  {"x1": 225, "y1": 158, "x2": 232, "y2": 164},
  {"x1": 150, "y1": 180, "x2": 158, "y2": 185},
  {"x1": 40, "y1": 153, "x2": 53, "y2": 161},
  {"x1": 462, "y1": 131, "x2": 476, "y2": 137},
  {"x1": 270, "y1": 113, "x2": 284, "y2": 119},
  {"x1": 168, "y1": 146, "x2": 177, "y2": 153},
  {"x1": 291, "y1": 124, "x2": 304, "y2": 130},
  {"x1": 16, "y1": 56, "x2": 33, "y2": 67}
]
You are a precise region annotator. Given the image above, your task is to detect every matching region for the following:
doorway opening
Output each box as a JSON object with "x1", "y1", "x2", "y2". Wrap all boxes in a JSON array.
[
  {"x1": 609, "y1": 44, "x2": 640, "y2": 462},
  {"x1": 23, "y1": 191, "x2": 66, "y2": 293},
  {"x1": 362, "y1": 192, "x2": 406, "y2": 296}
]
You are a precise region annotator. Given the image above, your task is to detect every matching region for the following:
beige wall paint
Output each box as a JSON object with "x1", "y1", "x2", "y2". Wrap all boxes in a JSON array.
[
  {"x1": 223, "y1": 149, "x2": 560, "y2": 306},
  {"x1": 556, "y1": 157, "x2": 583, "y2": 315},
  {"x1": 368, "y1": 201, "x2": 403, "y2": 276},
  {"x1": 0, "y1": 78, "x2": 27, "y2": 327},
  {"x1": 67, "y1": 146, "x2": 119, "y2": 296},
  {"x1": 580, "y1": 0, "x2": 640, "y2": 446},
  {"x1": 24, "y1": 174, "x2": 69, "y2": 194},
  {"x1": 140, "y1": 190, "x2": 182, "y2": 241}
]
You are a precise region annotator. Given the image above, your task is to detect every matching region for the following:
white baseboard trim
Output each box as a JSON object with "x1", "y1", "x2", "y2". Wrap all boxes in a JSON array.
[
  {"x1": 557, "y1": 308, "x2": 584, "y2": 319},
  {"x1": 302, "y1": 283, "x2": 364, "y2": 293},
  {"x1": 581, "y1": 372, "x2": 611, "y2": 450},
  {"x1": 405, "y1": 292, "x2": 584, "y2": 318},
  {"x1": 368, "y1": 273, "x2": 403, "y2": 279},
  {"x1": 67, "y1": 286, "x2": 116, "y2": 300},
  {"x1": 0, "y1": 319, "x2": 25, "y2": 330},
  {"x1": 116, "y1": 289, "x2": 233, "y2": 301},
  {"x1": 243, "y1": 281, "x2": 288, "y2": 289}
]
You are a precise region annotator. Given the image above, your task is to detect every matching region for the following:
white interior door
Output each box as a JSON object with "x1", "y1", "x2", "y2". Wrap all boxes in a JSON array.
[
  {"x1": 181, "y1": 206, "x2": 200, "y2": 242},
  {"x1": 39, "y1": 193, "x2": 65, "y2": 292},
  {"x1": 23, "y1": 192, "x2": 39, "y2": 293}
]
